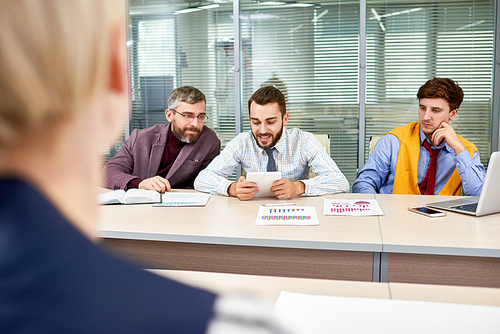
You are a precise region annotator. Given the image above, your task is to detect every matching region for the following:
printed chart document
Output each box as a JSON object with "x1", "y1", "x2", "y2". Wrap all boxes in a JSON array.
[
  {"x1": 273, "y1": 291, "x2": 500, "y2": 334},
  {"x1": 98, "y1": 189, "x2": 161, "y2": 205},
  {"x1": 323, "y1": 199, "x2": 384, "y2": 216},
  {"x1": 153, "y1": 192, "x2": 211, "y2": 207},
  {"x1": 255, "y1": 206, "x2": 319, "y2": 226}
]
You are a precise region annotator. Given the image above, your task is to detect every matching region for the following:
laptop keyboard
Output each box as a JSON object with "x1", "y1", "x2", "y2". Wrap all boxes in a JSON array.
[{"x1": 451, "y1": 203, "x2": 478, "y2": 213}]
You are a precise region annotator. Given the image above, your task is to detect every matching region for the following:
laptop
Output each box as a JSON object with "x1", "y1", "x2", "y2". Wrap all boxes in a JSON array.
[{"x1": 426, "y1": 151, "x2": 500, "y2": 216}]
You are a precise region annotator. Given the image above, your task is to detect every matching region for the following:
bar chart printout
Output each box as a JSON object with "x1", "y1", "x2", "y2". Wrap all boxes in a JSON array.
[
  {"x1": 153, "y1": 193, "x2": 211, "y2": 207},
  {"x1": 323, "y1": 199, "x2": 384, "y2": 216},
  {"x1": 255, "y1": 206, "x2": 319, "y2": 226}
]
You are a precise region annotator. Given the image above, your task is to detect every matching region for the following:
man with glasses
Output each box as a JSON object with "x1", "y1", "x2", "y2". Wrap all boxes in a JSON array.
[
  {"x1": 195, "y1": 85, "x2": 349, "y2": 200},
  {"x1": 103, "y1": 86, "x2": 220, "y2": 193}
]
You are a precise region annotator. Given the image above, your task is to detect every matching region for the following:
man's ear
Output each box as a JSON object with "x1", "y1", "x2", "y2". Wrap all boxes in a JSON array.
[
  {"x1": 282, "y1": 113, "x2": 289, "y2": 126},
  {"x1": 109, "y1": 24, "x2": 125, "y2": 94},
  {"x1": 449, "y1": 108, "x2": 458, "y2": 121},
  {"x1": 165, "y1": 109, "x2": 174, "y2": 122}
]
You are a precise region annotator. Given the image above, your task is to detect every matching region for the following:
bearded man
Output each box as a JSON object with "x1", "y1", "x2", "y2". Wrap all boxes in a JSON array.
[
  {"x1": 103, "y1": 86, "x2": 220, "y2": 193},
  {"x1": 195, "y1": 85, "x2": 349, "y2": 200}
]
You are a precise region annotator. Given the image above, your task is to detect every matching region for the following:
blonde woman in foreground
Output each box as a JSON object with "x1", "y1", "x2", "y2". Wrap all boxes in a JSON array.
[{"x1": 0, "y1": 1, "x2": 289, "y2": 333}]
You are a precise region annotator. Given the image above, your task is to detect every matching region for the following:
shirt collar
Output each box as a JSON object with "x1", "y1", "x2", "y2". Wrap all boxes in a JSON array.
[
  {"x1": 419, "y1": 126, "x2": 453, "y2": 152},
  {"x1": 273, "y1": 127, "x2": 288, "y2": 153}
]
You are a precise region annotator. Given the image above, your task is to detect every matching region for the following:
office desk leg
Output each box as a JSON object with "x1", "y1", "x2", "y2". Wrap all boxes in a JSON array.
[
  {"x1": 373, "y1": 252, "x2": 380, "y2": 282},
  {"x1": 373, "y1": 252, "x2": 387, "y2": 282},
  {"x1": 380, "y1": 252, "x2": 388, "y2": 282}
]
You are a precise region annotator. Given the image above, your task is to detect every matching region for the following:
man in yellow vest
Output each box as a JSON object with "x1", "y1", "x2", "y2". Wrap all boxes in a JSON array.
[{"x1": 353, "y1": 77, "x2": 485, "y2": 196}]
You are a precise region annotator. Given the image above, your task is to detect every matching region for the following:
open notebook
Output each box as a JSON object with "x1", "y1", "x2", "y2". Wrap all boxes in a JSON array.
[{"x1": 426, "y1": 151, "x2": 500, "y2": 216}]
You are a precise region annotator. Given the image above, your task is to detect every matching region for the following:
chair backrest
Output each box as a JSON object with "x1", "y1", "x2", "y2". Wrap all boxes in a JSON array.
[
  {"x1": 310, "y1": 134, "x2": 330, "y2": 178},
  {"x1": 369, "y1": 135, "x2": 382, "y2": 155}
]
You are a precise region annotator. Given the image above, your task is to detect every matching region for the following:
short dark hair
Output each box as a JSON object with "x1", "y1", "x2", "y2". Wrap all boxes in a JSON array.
[
  {"x1": 248, "y1": 86, "x2": 286, "y2": 116},
  {"x1": 417, "y1": 78, "x2": 464, "y2": 111},
  {"x1": 167, "y1": 86, "x2": 206, "y2": 110}
]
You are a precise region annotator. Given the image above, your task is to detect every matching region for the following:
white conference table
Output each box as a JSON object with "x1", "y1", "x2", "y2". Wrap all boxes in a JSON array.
[
  {"x1": 377, "y1": 194, "x2": 500, "y2": 287},
  {"x1": 153, "y1": 270, "x2": 500, "y2": 334},
  {"x1": 152, "y1": 270, "x2": 500, "y2": 307},
  {"x1": 98, "y1": 191, "x2": 500, "y2": 287},
  {"x1": 99, "y1": 192, "x2": 382, "y2": 282}
]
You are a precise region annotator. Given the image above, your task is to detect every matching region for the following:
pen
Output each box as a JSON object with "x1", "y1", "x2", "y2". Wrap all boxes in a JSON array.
[{"x1": 262, "y1": 203, "x2": 297, "y2": 207}]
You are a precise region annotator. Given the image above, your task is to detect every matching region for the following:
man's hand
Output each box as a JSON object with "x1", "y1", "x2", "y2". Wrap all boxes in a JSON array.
[
  {"x1": 270, "y1": 178, "x2": 305, "y2": 199},
  {"x1": 138, "y1": 176, "x2": 171, "y2": 194},
  {"x1": 431, "y1": 122, "x2": 466, "y2": 154},
  {"x1": 228, "y1": 176, "x2": 259, "y2": 201}
]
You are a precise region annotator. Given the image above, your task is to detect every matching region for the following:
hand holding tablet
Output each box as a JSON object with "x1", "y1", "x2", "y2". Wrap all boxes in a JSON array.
[{"x1": 246, "y1": 172, "x2": 282, "y2": 197}]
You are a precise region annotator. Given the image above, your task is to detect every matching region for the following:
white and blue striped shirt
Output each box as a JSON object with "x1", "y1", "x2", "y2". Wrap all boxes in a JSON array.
[{"x1": 194, "y1": 127, "x2": 349, "y2": 196}]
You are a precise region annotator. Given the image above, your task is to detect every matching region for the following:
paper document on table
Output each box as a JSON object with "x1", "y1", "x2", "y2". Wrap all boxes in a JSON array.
[
  {"x1": 255, "y1": 206, "x2": 319, "y2": 226},
  {"x1": 153, "y1": 192, "x2": 211, "y2": 207},
  {"x1": 323, "y1": 199, "x2": 384, "y2": 216},
  {"x1": 273, "y1": 291, "x2": 500, "y2": 334}
]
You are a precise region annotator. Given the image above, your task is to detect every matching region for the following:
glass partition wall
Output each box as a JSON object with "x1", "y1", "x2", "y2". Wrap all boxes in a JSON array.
[
  {"x1": 365, "y1": 0, "x2": 496, "y2": 167},
  {"x1": 123, "y1": 0, "x2": 497, "y2": 186}
]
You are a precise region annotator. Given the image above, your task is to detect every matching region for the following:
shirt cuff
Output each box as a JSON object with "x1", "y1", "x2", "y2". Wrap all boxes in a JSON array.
[
  {"x1": 219, "y1": 179, "x2": 234, "y2": 196},
  {"x1": 300, "y1": 179, "x2": 316, "y2": 196},
  {"x1": 454, "y1": 150, "x2": 474, "y2": 174},
  {"x1": 127, "y1": 178, "x2": 142, "y2": 190}
]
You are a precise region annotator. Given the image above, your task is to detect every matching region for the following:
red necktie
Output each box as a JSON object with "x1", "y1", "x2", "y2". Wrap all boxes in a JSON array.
[{"x1": 419, "y1": 140, "x2": 443, "y2": 195}]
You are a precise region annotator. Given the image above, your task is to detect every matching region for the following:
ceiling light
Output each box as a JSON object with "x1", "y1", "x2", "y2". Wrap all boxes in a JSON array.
[
  {"x1": 174, "y1": 7, "x2": 202, "y2": 14},
  {"x1": 457, "y1": 20, "x2": 485, "y2": 31},
  {"x1": 288, "y1": 24, "x2": 303, "y2": 34},
  {"x1": 286, "y1": 3, "x2": 314, "y2": 7},
  {"x1": 198, "y1": 3, "x2": 220, "y2": 9},
  {"x1": 236, "y1": 13, "x2": 280, "y2": 20},
  {"x1": 311, "y1": 9, "x2": 328, "y2": 23},
  {"x1": 368, "y1": 7, "x2": 422, "y2": 20},
  {"x1": 260, "y1": 1, "x2": 286, "y2": 5},
  {"x1": 174, "y1": 3, "x2": 220, "y2": 14},
  {"x1": 258, "y1": 1, "x2": 316, "y2": 7},
  {"x1": 371, "y1": 8, "x2": 386, "y2": 32}
]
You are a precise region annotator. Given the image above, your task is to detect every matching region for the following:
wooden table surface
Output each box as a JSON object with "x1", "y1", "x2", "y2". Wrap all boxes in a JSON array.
[{"x1": 98, "y1": 190, "x2": 500, "y2": 287}]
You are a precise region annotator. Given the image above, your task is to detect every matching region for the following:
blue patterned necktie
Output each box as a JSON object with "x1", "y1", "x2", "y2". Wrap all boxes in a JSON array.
[{"x1": 265, "y1": 148, "x2": 277, "y2": 172}]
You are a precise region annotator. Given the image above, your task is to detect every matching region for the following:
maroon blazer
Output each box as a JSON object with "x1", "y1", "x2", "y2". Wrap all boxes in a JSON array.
[{"x1": 102, "y1": 123, "x2": 220, "y2": 190}]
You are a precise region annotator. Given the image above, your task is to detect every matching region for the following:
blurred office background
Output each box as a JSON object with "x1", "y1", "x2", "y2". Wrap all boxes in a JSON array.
[{"x1": 105, "y1": 0, "x2": 499, "y2": 187}]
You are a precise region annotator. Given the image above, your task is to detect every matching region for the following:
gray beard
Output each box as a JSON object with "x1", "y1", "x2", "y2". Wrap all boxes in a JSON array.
[{"x1": 172, "y1": 125, "x2": 200, "y2": 144}]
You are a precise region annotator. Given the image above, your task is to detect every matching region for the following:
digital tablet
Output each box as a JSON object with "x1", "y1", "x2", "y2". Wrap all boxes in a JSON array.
[{"x1": 246, "y1": 171, "x2": 282, "y2": 197}]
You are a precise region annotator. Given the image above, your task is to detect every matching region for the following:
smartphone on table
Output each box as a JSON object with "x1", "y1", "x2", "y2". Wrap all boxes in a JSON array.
[{"x1": 408, "y1": 206, "x2": 446, "y2": 218}]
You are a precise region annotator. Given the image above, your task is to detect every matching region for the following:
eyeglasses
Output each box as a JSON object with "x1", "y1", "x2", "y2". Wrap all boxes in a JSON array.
[{"x1": 171, "y1": 109, "x2": 208, "y2": 121}]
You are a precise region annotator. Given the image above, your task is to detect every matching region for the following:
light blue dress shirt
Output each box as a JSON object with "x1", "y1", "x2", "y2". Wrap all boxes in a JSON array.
[
  {"x1": 352, "y1": 127, "x2": 485, "y2": 196},
  {"x1": 194, "y1": 127, "x2": 349, "y2": 196}
]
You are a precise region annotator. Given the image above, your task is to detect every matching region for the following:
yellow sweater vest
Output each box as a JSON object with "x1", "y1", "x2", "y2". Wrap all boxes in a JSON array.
[{"x1": 387, "y1": 121, "x2": 477, "y2": 195}]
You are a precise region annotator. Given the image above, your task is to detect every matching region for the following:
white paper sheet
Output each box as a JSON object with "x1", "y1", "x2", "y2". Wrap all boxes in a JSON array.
[
  {"x1": 255, "y1": 206, "x2": 319, "y2": 226},
  {"x1": 323, "y1": 199, "x2": 384, "y2": 216},
  {"x1": 273, "y1": 291, "x2": 500, "y2": 334}
]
